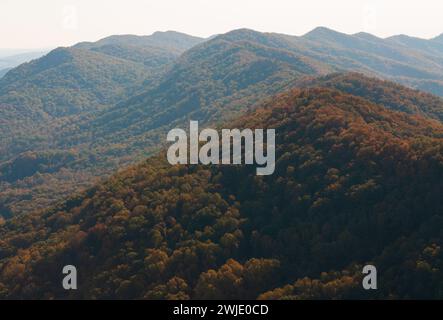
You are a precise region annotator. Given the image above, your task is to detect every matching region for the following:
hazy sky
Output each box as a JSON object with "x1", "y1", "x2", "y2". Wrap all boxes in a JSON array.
[{"x1": 2, "y1": 0, "x2": 443, "y2": 49}]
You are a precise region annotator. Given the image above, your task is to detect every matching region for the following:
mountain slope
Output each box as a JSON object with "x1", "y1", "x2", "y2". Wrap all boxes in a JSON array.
[
  {"x1": 0, "y1": 32, "x2": 207, "y2": 217},
  {"x1": 4, "y1": 28, "x2": 443, "y2": 219},
  {"x1": 0, "y1": 68, "x2": 11, "y2": 79},
  {"x1": 74, "y1": 31, "x2": 205, "y2": 68},
  {"x1": 0, "y1": 47, "x2": 150, "y2": 118},
  {"x1": 0, "y1": 86, "x2": 442, "y2": 299},
  {"x1": 387, "y1": 34, "x2": 443, "y2": 57},
  {"x1": 0, "y1": 29, "x2": 332, "y2": 217},
  {"x1": 73, "y1": 29, "x2": 331, "y2": 143},
  {"x1": 0, "y1": 31, "x2": 205, "y2": 140},
  {"x1": 75, "y1": 31, "x2": 204, "y2": 53},
  {"x1": 288, "y1": 27, "x2": 443, "y2": 96},
  {"x1": 0, "y1": 50, "x2": 48, "y2": 70},
  {"x1": 295, "y1": 72, "x2": 443, "y2": 121}
]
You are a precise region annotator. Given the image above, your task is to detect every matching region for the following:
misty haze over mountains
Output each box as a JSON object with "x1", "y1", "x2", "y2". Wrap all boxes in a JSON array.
[
  {"x1": 0, "y1": 50, "x2": 49, "y2": 78},
  {"x1": 3, "y1": 26, "x2": 443, "y2": 88}
]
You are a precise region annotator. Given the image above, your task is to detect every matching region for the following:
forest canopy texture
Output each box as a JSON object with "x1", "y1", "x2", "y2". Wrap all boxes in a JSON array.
[
  {"x1": 1, "y1": 28, "x2": 443, "y2": 300},
  {"x1": 1, "y1": 85, "x2": 442, "y2": 299}
]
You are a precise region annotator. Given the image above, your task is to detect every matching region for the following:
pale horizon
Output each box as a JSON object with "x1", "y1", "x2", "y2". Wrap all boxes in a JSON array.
[{"x1": 2, "y1": 0, "x2": 443, "y2": 50}]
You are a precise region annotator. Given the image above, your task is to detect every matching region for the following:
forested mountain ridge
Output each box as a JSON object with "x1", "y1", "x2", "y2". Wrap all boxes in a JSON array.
[
  {"x1": 74, "y1": 31, "x2": 204, "y2": 53},
  {"x1": 3, "y1": 28, "x2": 443, "y2": 219},
  {"x1": 295, "y1": 72, "x2": 443, "y2": 121},
  {"x1": 69, "y1": 29, "x2": 332, "y2": 144},
  {"x1": 2, "y1": 68, "x2": 443, "y2": 218},
  {"x1": 0, "y1": 86, "x2": 442, "y2": 299},
  {"x1": 0, "y1": 32, "x2": 206, "y2": 217},
  {"x1": 291, "y1": 27, "x2": 443, "y2": 96},
  {"x1": 74, "y1": 31, "x2": 205, "y2": 68},
  {"x1": 0, "y1": 47, "x2": 148, "y2": 120},
  {"x1": 0, "y1": 29, "x2": 332, "y2": 217},
  {"x1": 0, "y1": 31, "x2": 205, "y2": 139}
]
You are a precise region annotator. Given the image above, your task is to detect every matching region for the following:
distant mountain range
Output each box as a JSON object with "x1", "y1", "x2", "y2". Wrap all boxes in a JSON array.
[
  {"x1": 0, "y1": 50, "x2": 48, "y2": 76},
  {"x1": 0, "y1": 31, "x2": 204, "y2": 136}
]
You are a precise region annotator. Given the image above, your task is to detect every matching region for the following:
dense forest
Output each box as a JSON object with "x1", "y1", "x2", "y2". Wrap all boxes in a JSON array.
[
  {"x1": 4, "y1": 27, "x2": 443, "y2": 218},
  {"x1": 0, "y1": 32, "x2": 205, "y2": 216},
  {"x1": 1, "y1": 27, "x2": 443, "y2": 300},
  {"x1": 1, "y1": 86, "x2": 442, "y2": 299},
  {"x1": 296, "y1": 72, "x2": 443, "y2": 121},
  {"x1": 0, "y1": 31, "x2": 203, "y2": 140}
]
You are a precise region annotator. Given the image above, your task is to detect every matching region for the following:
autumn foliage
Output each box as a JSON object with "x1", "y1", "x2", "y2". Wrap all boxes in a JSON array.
[{"x1": 1, "y1": 87, "x2": 443, "y2": 299}]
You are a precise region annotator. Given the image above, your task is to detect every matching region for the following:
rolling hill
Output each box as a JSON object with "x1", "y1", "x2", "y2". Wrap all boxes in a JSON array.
[
  {"x1": 0, "y1": 85, "x2": 442, "y2": 299},
  {"x1": 0, "y1": 31, "x2": 205, "y2": 140},
  {"x1": 287, "y1": 27, "x2": 443, "y2": 96}
]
